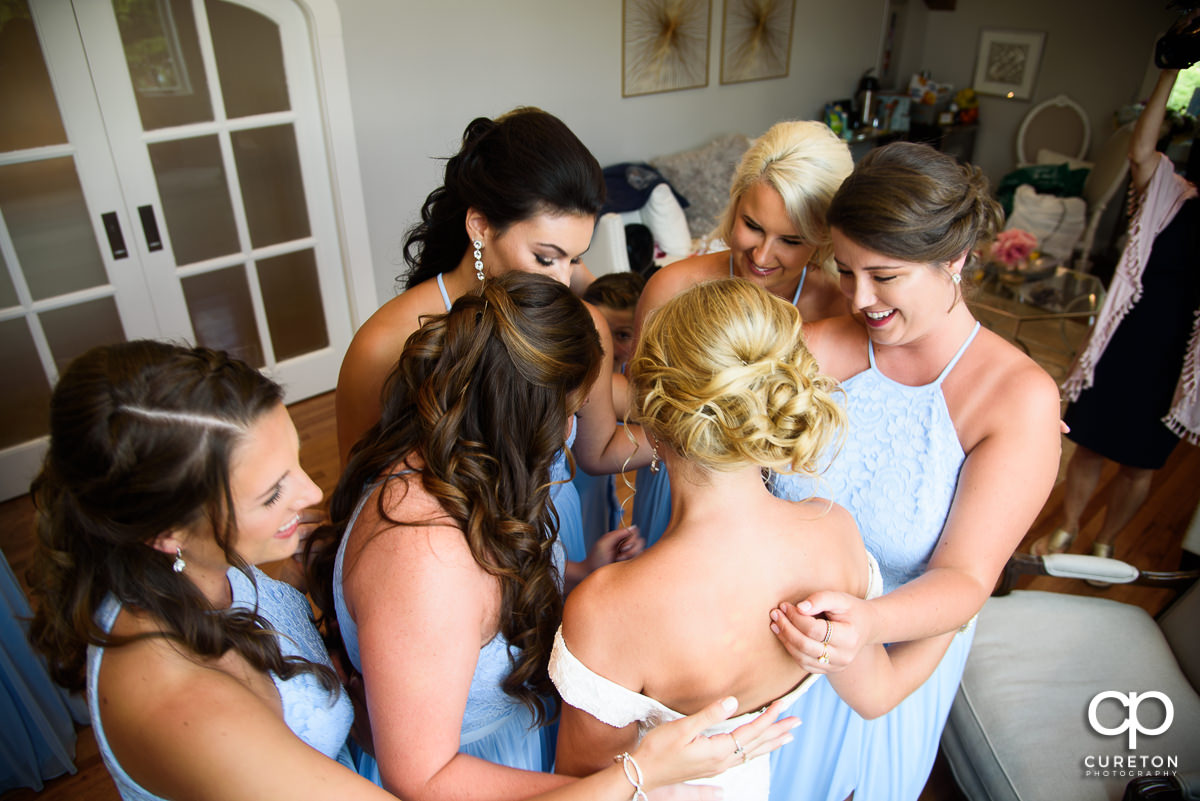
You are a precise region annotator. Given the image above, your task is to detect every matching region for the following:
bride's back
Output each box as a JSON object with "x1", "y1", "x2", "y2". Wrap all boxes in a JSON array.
[
  {"x1": 561, "y1": 278, "x2": 867, "y2": 719},
  {"x1": 565, "y1": 485, "x2": 869, "y2": 717}
]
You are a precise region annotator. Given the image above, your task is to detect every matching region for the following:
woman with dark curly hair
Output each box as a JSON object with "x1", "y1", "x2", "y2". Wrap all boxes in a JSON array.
[
  {"x1": 335, "y1": 106, "x2": 643, "y2": 579},
  {"x1": 28, "y1": 335, "x2": 793, "y2": 801},
  {"x1": 308, "y1": 272, "x2": 794, "y2": 801}
]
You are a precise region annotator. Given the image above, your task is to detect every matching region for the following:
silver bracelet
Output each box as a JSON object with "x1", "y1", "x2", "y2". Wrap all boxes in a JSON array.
[{"x1": 613, "y1": 752, "x2": 649, "y2": 801}]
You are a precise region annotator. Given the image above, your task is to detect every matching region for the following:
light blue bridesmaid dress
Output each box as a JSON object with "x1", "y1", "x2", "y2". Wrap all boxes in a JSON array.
[
  {"x1": 1, "y1": 552, "x2": 85, "y2": 794},
  {"x1": 333, "y1": 469, "x2": 568, "y2": 785},
  {"x1": 551, "y1": 422, "x2": 588, "y2": 563},
  {"x1": 89, "y1": 567, "x2": 354, "y2": 801},
  {"x1": 767, "y1": 323, "x2": 980, "y2": 801}
]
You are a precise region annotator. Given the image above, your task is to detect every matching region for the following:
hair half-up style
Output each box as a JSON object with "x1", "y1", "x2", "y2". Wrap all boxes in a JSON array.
[
  {"x1": 308, "y1": 272, "x2": 603, "y2": 723},
  {"x1": 827, "y1": 141, "x2": 1003, "y2": 273},
  {"x1": 630, "y1": 278, "x2": 845, "y2": 477},
  {"x1": 401, "y1": 107, "x2": 605, "y2": 289},
  {"x1": 28, "y1": 340, "x2": 338, "y2": 693},
  {"x1": 716, "y1": 120, "x2": 853, "y2": 273}
]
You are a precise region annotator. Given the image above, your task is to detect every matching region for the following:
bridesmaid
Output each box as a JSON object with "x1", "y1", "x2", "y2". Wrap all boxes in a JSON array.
[
  {"x1": 335, "y1": 106, "x2": 643, "y2": 575},
  {"x1": 631, "y1": 120, "x2": 853, "y2": 547},
  {"x1": 767, "y1": 142, "x2": 1062, "y2": 800}
]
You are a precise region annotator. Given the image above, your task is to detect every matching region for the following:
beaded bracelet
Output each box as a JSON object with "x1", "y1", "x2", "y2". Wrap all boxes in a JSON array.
[{"x1": 613, "y1": 752, "x2": 649, "y2": 801}]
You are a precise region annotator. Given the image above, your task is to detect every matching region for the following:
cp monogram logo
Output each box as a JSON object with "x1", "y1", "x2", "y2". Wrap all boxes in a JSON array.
[{"x1": 1088, "y1": 691, "x2": 1174, "y2": 749}]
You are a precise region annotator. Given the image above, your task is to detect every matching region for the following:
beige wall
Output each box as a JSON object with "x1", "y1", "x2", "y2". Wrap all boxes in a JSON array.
[
  {"x1": 331, "y1": 0, "x2": 1176, "y2": 301},
  {"x1": 335, "y1": 0, "x2": 887, "y2": 300}
]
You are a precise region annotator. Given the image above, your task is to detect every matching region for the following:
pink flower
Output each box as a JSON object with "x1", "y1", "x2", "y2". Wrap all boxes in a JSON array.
[{"x1": 991, "y1": 229, "x2": 1038, "y2": 268}]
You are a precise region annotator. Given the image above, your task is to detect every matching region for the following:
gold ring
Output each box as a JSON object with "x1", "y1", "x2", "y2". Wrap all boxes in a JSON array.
[
  {"x1": 818, "y1": 646, "x2": 830, "y2": 665},
  {"x1": 731, "y1": 733, "x2": 745, "y2": 761},
  {"x1": 822, "y1": 619, "x2": 832, "y2": 645}
]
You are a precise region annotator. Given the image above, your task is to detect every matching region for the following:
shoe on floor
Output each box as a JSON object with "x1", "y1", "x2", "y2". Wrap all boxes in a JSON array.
[{"x1": 1030, "y1": 528, "x2": 1076, "y2": 557}]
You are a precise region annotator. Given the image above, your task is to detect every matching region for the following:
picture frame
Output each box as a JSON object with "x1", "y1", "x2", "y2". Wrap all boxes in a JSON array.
[
  {"x1": 720, "y1": 0, "x2": 796, "y2": 84},
  {"x1": 972, "y1": 29, "x2": 1046, "y2": 100},
  {"x1": 622, "y1": 0, "x2": 711, "y2": 97}
]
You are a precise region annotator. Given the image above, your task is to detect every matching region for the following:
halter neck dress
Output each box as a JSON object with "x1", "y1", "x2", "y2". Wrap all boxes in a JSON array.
[
  {"x1": 766, "y1": 322, "x2": 981, "y2": 801},
  {"x1": 631, "y1": 253, "x2": 808, "y2": 548},
  {"x1": 87, "y1": 567, "x2": 354, "y2": 801}
]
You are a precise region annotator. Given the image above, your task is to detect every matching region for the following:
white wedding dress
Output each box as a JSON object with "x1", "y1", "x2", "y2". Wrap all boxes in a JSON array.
[{"x1": 549, "y1": 553, "x2": 882, "y2": 801}]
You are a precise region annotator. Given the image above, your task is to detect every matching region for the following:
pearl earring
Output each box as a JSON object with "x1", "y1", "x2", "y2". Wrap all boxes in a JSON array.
[{"x1": 473, "y1": 240, "x2": 485, "y2": 282}]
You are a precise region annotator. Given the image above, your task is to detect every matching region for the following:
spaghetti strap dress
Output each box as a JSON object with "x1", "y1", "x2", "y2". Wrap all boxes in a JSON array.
[
  {"x1": 767, "y1": 323, "x2": 981, "y2": 801},
  {"x1": 87, "y1": 567, "x2": 354, "y2": 801},
  {"x1": 332, "y1": 473, "x2": 558, "y2": 784},
  {"x1": 632, "y1": 256, "x2": 808, "y2": 548}
]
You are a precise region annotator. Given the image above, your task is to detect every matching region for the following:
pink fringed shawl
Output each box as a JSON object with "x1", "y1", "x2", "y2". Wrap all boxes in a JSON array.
[{"x1": 1062, "y1": 153, "x2": 1200, "y2": 444}]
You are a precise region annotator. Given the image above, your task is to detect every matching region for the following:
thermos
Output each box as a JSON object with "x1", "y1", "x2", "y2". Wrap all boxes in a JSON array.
[{"x1": 855, "y1": 69, "x2": 881, "y2": 128}]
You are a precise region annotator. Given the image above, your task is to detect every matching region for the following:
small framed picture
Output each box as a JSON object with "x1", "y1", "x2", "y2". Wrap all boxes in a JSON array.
[
  {"x1": 972, "y1": 29, "x2": 1046, "y2": 100},
  {"x1": 720, "y1": 0, "x2": 796, "y2": 84}
]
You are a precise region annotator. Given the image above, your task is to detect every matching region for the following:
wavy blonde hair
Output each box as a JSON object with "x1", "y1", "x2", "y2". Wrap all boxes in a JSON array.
[
  {"x1": 716, "y1": 120, "x2": 853, "y2": 273},
  {"x1": 630, "y1": 278, "x2": 844, "y2": 475}
]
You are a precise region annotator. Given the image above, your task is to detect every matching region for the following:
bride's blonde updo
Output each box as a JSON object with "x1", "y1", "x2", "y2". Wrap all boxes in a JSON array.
[{"x1": 630, "y1": 278, "x2": 844, "y2": 475}]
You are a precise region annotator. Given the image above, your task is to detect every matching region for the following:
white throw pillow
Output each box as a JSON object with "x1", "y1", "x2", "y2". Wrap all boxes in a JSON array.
[
  {"x1": 1005, "y1": 184, "x2": 1087, "y2": 261},
  {"x1": 640, "y1": 183, "x2": 693, "y2": 256}
]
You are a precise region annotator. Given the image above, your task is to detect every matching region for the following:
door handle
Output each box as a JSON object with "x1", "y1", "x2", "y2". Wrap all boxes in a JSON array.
[
  {"x1": 138, "y1": 205, "x2": 163, "y2": 252},
  {"x1": 101, "y1": 212, "x2": 127, "y2": 259}
]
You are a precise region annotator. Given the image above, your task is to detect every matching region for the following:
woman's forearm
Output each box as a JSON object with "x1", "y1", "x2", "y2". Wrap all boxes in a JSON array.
[{"x1": 865, "y1": 566, "x2": 991, "y2": 645}]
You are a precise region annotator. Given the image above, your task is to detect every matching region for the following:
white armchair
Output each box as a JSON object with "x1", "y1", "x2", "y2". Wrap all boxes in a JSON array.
[{"x1": 942, "y1": 553, "x2": 1200, "y2": 800}]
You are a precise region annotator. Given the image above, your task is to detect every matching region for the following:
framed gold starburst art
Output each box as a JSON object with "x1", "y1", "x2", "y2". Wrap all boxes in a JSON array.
[
  {"x1": 720, "y1": 0, "x2": 795, "y2": 84},
  {"x1": 622, "y1": 0, "x2": 711, "y2": 97}
]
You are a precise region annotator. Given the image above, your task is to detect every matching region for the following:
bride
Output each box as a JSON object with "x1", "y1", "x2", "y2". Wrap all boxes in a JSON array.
[{"x1": 551, "y1": 279, "x2": 953, "y2": 799}]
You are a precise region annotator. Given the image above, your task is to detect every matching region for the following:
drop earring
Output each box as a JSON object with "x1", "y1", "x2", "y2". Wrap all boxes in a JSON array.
[
  {"x1": 649, "y1": 440, "x2": 661, "y2": 474},
  {"x1": 172, "y1": 547, "x2": 186, "y2": 573},
  {"x1": 473, "y1": 240, "x2": 485, "y2": 282}
]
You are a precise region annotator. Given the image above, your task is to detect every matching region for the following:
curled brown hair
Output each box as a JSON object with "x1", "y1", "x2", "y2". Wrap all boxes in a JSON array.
[
  {"x1": 28, "y1": 340, "x2": 337, "y2": 693},
  {"x1": 308, "y1": 272, "x2": 603, "y2": 723},
  {"x1": 631, "y1": 278, "x2": 844, "y2": 476},
  {"x1": 827, "y1": 141, "x2": 1003, "y2": 272}
]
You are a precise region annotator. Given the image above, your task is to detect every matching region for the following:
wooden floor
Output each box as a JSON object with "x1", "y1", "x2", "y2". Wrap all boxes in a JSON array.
[{"x1": 3, "y1": 301, "x2": 1198, "y2": 801}]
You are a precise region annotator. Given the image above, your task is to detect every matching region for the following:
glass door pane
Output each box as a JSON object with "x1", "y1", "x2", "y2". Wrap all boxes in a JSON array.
[
  {"x1": 147, "y1": 135, "x2": 240, "y2": 262},
  {"x1": 0, "y1": 318, "x2": 53, "y2": 447},
  {"x1": 0, "y1": 4, "x2": 68, "y2": 150},
  {"x1": 208, "y1": 0, "x2": 289, "y2": 118},
  {"x1": 113, "y1": 0, "x2": 214, "y2": 130},
  {"x1": 0, "y1": 157, "x2": 108, "y2": 300}
]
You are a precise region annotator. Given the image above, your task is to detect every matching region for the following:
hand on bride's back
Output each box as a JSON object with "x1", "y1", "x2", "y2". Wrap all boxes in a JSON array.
[{"x1": 770, "y1": 590, "x2": 877, "y2": 673}]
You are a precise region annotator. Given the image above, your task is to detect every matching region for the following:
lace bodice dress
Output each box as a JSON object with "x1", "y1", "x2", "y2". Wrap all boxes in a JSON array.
[
  {"x1": 766, "y1": 323, "x2": 980, "y2": 801},
  {"x1": 550, "y1": 554, "x2": 882, "y2": 801},
  {"x1": 87, "y1": 567, "x2": 354, "y2": 801}
]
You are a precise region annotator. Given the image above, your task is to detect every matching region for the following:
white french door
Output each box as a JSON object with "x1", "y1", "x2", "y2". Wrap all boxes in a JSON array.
[{"x1": 0, "y1": 0, "x2": 354, "y2": 500}]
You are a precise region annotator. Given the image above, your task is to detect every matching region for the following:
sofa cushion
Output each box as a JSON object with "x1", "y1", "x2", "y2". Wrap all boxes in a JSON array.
[
  {"x1": 943, "y1": 590, "x2": 1200, "y2": 801},
  {"x1": 650, "y1": 133, "x2": 752, "y2": 239}
]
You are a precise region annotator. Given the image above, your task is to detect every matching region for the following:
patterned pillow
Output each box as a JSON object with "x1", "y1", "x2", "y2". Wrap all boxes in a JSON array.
[{"x1": 650, "y1": 133, "x2": 752, "y2": 239}]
